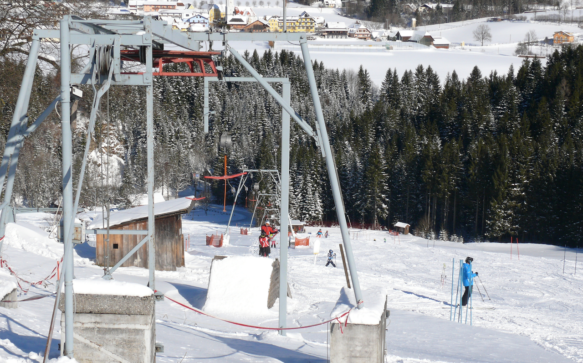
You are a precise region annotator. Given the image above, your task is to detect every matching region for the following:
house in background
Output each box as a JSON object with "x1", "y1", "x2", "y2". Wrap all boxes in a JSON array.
[
  {"x1": 554, "y1": 31, "x2": 574, "y2": 44},
  {"x1": 244, "y1": 19, "x2": 269, "y2": 32},
  {"x1": 227, "y1": 16, "x2": 249, "y2": 31},
  {"x1": 348, "y1": 21, "x2": 371, "y2": 40},
  {"x1": 319, "y1": 22, "x2": 348, "y2": 38},
  {"x1": 394, "y1": 222, "x2": 410, "y2": 235},
  {"x1": 410, "y1": 31, "x2": 434, "y2": 46},
  {"x1": 432, "y1": 35, "x2": 450, "y2": 49},
  {"x1": 396, "y1": 30, "x2": 414, "y2": 41},
  {"x1": 143, "y1": 1, "x2": 178, "y2": 12}
]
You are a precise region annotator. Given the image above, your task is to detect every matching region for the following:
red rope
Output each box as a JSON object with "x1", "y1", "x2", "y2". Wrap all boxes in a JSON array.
[
  {"x1": 186, "y1": 197, "x2": 206, "y2": 201},
  {"x1": 0, "y1": 256, "x2": 63, "y2": 292},
  {"x1": 164, "y1": 294, "x2": 362, "y2": 332},
  {"x1": 204, "y1": 172, "x2": 247, "y2": 180}
]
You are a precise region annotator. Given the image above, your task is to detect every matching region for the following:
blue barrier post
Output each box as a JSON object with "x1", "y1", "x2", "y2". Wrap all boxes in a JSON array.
[{"x1": 450, "y1": 258, "x2": 455, "y2": 321}]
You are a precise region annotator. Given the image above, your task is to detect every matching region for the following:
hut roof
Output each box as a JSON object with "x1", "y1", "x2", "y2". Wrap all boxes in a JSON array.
[
  {"x1": 88, "y1": 197, "x2": 195, "y2": 229},
  {"x1": 290, "y1": 219, "x2": 305, "y2": 225},
  {"x1": 394, "y1": 222, "x2": 410, "y2": 228}
]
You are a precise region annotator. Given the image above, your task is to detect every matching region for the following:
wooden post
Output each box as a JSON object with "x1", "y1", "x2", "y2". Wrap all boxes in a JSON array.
[{"x1": 339, "y1": 244, "x2": 351, "y2": 289}]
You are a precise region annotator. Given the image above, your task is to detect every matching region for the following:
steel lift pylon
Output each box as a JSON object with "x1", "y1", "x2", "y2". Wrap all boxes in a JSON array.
[{"x1": 0, "y1": 15, "x2": 364, "y2": 358}]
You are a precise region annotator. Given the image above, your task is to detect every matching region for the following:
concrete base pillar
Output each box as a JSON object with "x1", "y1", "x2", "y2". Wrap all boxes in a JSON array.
[
  {"x1": 59, "y1": 293, "x2": 155, "y2": 363},
  {"x1": 0, "y1": 288, "x2": 18, "y2": 309},
  {"x1": 330, "y1": 298, "x2": 387, "y2": 363}
]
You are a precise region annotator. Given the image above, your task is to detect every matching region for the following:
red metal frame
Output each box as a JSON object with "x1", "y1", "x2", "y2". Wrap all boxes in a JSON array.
[{"x1": 120, "y1": 50, "x2": 221, "y2": 77}]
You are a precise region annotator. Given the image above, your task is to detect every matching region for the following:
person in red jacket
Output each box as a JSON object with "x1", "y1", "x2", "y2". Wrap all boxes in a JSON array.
[
  {"x1": 259, "y1": 232, "x2": 270, "y2": 257},
  {"x1": 261, "y1": 221, "x2": 278, "y2": 248}
]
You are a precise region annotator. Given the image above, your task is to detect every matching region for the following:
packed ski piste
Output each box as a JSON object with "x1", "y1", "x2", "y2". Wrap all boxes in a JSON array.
[{"x1": 0, "y1": 205, "x2": 579, "y2": 362}]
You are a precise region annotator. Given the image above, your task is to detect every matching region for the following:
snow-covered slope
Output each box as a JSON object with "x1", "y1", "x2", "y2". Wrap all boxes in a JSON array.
[{"x1": 0, "y1": 205, "x2": 581, "y2": 362}]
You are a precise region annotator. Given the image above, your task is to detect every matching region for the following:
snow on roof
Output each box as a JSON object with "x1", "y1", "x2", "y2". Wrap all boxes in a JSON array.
[
  {"x1": 314, "y1": 16, "x2": 325, "y2": 24},
  {"x1": 73, "y1": 278, "x2": 154, "y2": 297},
  {"x1": 88, "y1": 197, "x2": 194, "y2": 229},
  {"x1": 290, "y1": 219, "x2": 305, "y2": 225},
  {"x1": 331, "y1": 287, "x2": 387, "y2": 325},
  {"x1": 227, "y1": 16, "x2": 248, "y2": 24},
  {"x1": 433, "y1": 36, "x2": 450, "y2": 45},
  {"x1": 326, "y1": 21, "x2": 347, "y2": 29},
  {"x1": 395, "y1": 222, "x2": 410, "y2": 228},
  {"x1": 397, "y1": 30, "x2": 414, "y2": 37}
]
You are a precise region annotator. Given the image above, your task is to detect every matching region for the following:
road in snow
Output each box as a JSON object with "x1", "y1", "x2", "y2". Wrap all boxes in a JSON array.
[{"x1": 0, "y1": 206, "x2": 580, "y2": 362}]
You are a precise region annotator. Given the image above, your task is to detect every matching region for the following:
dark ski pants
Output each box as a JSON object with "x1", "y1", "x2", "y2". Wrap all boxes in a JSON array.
[
  {"x1": 326, "y1": 260, "x2": 336, "y2": 267},
  {"x1": 259, "y1": 246, "x2": 271, "y2": 257},
  {"x1": 462, "y1": 285, "x2": 473, "y2": 306}
]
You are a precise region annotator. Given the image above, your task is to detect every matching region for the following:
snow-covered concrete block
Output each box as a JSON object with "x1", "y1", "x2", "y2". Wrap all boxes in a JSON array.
[
  {"x1": 59, "y1": 279, "x2": 155, "y2": 363},
  {"x1": 330, "y1": 287, "x2": 387, "y2": 363},
  {"x1": 0, "y1": 270, "x2": 18, "y2": 309},
  {"x1": 204, "y1": 256, "x2": 278, "y2": 318}
]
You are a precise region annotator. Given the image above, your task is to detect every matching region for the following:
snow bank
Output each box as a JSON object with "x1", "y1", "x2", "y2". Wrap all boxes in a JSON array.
[
  {"x1": 0, "y1": 269, "x2": 17, "y2": 300},
  {"x1": 73, "y1": 278, "x2": 153, "y2": 297},
  {"x1": 88, "y1": 197, "x2": 194, "y2": 229},
  {"x1": 203, "y1": 256, "x2": 275, "y2": 318},
  {"x1": 4, "y1": 222, "x2": 62, "y2": 259},
  {"x1": 331, "y1": 287, "x2": 387, "y2": 325}
]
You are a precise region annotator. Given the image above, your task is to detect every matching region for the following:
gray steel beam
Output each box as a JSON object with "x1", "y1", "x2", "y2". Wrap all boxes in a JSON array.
[
  {"x1": 226, "y1": 47, "x2": 319, "y2": 144},
  {"x1": 0, "y1": 38, "x2": 40, "y2": 249},
  {"x1": 60, "y1": 16, "x2": 75, "y2": 357},
  {"x1": 299, "y1": 40, "x2": 363, "y2": 308},
  {"x1": 86, "y1": 229, "x2": 148, "y2": 235},
  {"x1": 279, "y1": 69, "x2": 291, "y2": 324},
  {"x1": 23, "y1": 96, "x2": 60, "y2": 137},
  {"x1": 105, "y1": 236, "x2": 149, "y2": 276},
  {"x1": 145, "y1": 18, "x2": 155, "y2": 290}
]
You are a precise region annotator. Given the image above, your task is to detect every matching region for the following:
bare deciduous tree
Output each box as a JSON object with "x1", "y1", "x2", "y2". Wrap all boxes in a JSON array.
[{"x1": 473, "y1": 24, "x2": 492, "y2": 46}]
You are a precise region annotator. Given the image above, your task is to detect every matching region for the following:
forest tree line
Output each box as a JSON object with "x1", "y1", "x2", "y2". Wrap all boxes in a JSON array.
[{"x1": 1, "y1": 43, "x2": 582, "y2": 246}]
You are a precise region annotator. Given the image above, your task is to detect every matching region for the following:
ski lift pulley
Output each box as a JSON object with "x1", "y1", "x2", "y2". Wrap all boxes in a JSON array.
[
  {"x1": 220, "y1": 132, "x2": 232, "y2": 150},
  {"x1": 253, "y1": 183, "x2": 259, "y2": 191}
]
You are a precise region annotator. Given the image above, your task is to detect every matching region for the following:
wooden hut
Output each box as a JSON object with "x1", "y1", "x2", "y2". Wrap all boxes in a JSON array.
[
  {"x1": 394, "y1": 222, "x2": 410, "y2": 235},
  {"x1": 90, "y1": 198, "x2": 195, "y2": 271},
  {"x1": 290, "y1": 220, "x2": 305, "y2": 233}
]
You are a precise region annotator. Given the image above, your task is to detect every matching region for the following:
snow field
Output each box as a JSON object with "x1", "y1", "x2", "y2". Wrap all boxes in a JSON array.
[{"x1": 0, "y1": 206, "x2": 580, "y2": 361}]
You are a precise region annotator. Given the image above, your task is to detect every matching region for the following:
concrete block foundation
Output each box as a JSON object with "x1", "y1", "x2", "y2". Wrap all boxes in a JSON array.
[
  {"x1": 0, "y1": 288, "x2": 18, "y2": 309},
  {"x1": 330, "y1": 298, "x2": 387, "y2": 363},
  {"x1": 59, "y1": 293, "x2": 155, "y2": 363}
]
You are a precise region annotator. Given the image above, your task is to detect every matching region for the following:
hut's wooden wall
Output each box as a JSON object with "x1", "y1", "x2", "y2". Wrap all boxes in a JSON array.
[{"x1": 96, "y1": 214, "x2": 185, "y2": 271}]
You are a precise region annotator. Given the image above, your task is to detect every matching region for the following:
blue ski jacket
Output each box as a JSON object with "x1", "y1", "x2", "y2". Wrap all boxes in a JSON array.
[{"x1": 462, "y1": 263, "x2": 477, "y2": 286}]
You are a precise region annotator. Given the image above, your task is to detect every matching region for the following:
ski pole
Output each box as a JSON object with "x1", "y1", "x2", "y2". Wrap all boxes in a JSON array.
[
  {"x1": 452, "y1": 259, "x2": 460, "y2": 321},
  {"x1": 478, "y1": 275, "x2": 491, "y2": 301},
  {"x1": 474, "y1": 276, "x2": 485, "y2": 302},
  {"x1": 458, "y1": 260, "x2": 463, "y2": 323}
]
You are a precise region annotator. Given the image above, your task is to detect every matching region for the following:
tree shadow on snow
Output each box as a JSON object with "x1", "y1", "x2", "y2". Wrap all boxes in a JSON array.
[
  {"x1": 0, "y1": 312, "x2": 60, "y2": 358},
  {"x1": 213, "y1": 335, "x2": 327, "y2": 362},
  {"x1": 167, "y1": 282, "x2": 208, "y2": 309}
]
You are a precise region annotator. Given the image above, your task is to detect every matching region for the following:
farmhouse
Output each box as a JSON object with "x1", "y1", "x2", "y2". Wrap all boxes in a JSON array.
[
  {"x1": 244, "y1": 19, "x2": 270, "y2": 32},
  {"x1": 319, "y1": 22, "x2": 348, "y2": 38},
  {"x1": 90, "y1": 198, "x2": 195, "y2": 271},
  {"x1": 554, "y1": 31, "x2": 574, "y2": 44}
]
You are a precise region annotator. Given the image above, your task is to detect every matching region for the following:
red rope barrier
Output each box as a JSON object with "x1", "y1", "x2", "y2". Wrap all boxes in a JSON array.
[
  {"x1": 186, "y1": 197, "x2": 206, "y2": 201},
  {"x1": 204, "y1": 172, "x2": 247, "y2": 180},
  {"x1": 164, "y1": 294, "x2": 362, "y2": 332},
  {"x1": 0, "y1": 257, "x2": 63, "y2": 293}
]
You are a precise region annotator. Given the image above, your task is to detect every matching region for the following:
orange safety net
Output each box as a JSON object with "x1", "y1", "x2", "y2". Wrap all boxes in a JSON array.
[
  {"x1": 240, "y1": 228, "x2": 249, "y2": 235},
  {"x1": 204, "y1": 172, "x2": 247, "y2": 180},
  {"x1": 187, "y1": 197, "x2": 206, "y2": 201},
  {"x1": 294, "y1": 237, "x2": 310, "y2": 247}
]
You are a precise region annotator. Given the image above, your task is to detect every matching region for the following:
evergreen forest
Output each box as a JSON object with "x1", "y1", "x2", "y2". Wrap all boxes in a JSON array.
[{"x1": 1, "y1": 46, "x2": 582, "y2": 246}]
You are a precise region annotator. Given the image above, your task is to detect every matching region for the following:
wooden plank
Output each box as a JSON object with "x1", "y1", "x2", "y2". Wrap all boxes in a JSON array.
[{"x1": 96, "y1": 235, "x2": 103, "y2": 266}]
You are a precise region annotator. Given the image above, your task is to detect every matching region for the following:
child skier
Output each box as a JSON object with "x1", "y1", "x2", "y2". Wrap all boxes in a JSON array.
[
  {"x1": 270, "y1": 233, "x2": 277, "y2": 249},
  {"x1": 317, "y1": 229, "x2": 323, "y2": 238},
  {"x1": 325, "y1": 230, "x2": 329, "y2": 238},
  {"x1": 259, "y1": 232, "x2": 270, "y2": 257},
  {"x1": 325, "y1": 249, "x2": 336, "y2": 267},
  {"x1": 462, "y1": 257, "x2": 478, "y2": 306}
]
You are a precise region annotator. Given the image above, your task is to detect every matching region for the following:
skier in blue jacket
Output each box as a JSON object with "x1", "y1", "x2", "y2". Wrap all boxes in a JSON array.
[{"x1": 462, "y1": 257, "x2": 478, "y2": 306}]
